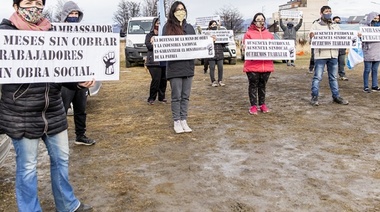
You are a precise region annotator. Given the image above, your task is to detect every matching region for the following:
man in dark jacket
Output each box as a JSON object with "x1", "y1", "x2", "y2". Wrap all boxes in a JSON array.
[
  {"x1": 60, "y1": 1, "x2": 96, "y2": 145},
  {"x1": 280, "y1": 16, "x2": 303, "y2": 67}
]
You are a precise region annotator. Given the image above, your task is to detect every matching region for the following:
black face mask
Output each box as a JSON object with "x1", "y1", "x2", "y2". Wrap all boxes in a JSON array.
[{"x1": 210, "y1": 26, "x2": 217, "y2": 30}]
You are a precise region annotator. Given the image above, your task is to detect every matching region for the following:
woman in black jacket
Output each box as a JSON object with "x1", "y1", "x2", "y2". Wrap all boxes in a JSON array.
[
  {"x1": 207, "y1": 20, "x2": 226, "y2": 87},
  {"x1": 145, "y1": 18, "x2": 167, "y2": 105},
  {"x1": 0, "y1": 0, "x2": 93, "y2": 211}
]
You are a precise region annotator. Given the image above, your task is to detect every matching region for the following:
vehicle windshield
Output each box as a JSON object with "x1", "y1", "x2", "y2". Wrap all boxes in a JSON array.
[{"x1": 128, "y1": 20, "x2": 152, "y2": 34}]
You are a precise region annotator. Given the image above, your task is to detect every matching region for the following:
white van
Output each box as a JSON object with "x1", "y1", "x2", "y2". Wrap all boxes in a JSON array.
[{"x1": 124, "y1": 17, "x2": 155, "y2": 67}]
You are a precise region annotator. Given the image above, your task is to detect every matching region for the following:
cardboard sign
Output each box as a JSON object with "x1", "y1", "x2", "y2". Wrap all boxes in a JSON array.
[
  {"x1": 153, "y1": 35, "x2": 214, "y2": 61},
  {"x1": 195, "y1": 16, "x2": 221, "y2": 26},
  {"x1": 244, "y1": 39, "x2": 295, "y2": 60},
  {"x1": 360, "y1": 27, "x2": 380, "y2": 42},
  {"x1": 280, "y1": 10, "x2": 303, "y2": 19},
  {"x1": 310, "y1": 30, "x2": 358, "y2": 48},
  {"x1": 0, "y1": 29, "x2": 120, "y2": 84},
  {"x1": 201, "y1": 30, "x2": 234, "y2": 43}
]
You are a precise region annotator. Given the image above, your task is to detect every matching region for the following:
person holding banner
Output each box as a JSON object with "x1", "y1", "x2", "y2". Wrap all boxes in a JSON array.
[
  {"x1": 0, "y1": 0, "x2": 93, "y2": 211},
  {"x1": 361, "y1": 12, "x2": 380, "y2": 93},
  {"x1": 279, "y1": 15, "x2": 303, "y2": 67},
  {"x1": 243, "y1": 13, "x2": 274, "y2": 115},
  {"x1": 309, "y1": 5, "x2": 348, "y2": 106},
  {"x1": 60, "y1": 1, "x2": 96, "y2": 146},
  {"x1": 163, "y1": 1, "x2": 195, "y2": 133},
  {"x1": 145, "y1": 17, "x2": 167, "y2": 104},
  {"x1": 207, "y1": 20, "x2": 226, "y2": 87}
]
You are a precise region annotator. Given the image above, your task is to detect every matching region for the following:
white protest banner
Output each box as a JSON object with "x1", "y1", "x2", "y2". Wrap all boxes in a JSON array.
[
  {"x1": 0, "y1": 29, "x2": 120, "y2": 84},
  {"x1": 359, "y1": 27, "x2": 380, "y2": 42},
  {"x1": 153, "y1": 35, "x2": 214, "y2": 61},
  {"x1": 244, "y1": 39, "x2": 295, "y2": 60},
  {"x1": 201, "y1": 30, "x2": 234, "y2": 43},
  {"x1": 51, "y1": 23, "x2": 114, "y2": 33},
  {"x1": 280, "y1": 10, "x2": 303, "y2": 19},
  {"x1": 195, "y1": 15, "x2": 221, "y2": 26},
  {"x1": 310, "y1": 30, "x2": 359, "y2": 48}
]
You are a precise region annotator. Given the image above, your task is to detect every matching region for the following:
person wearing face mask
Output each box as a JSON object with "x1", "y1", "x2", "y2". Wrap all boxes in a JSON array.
[
  {"x1": 332, "y1": 16, "x2": 349, "y2": 81},
  {"x1": 243, "y1": 12, "x2": 274, "y2": 115},
  {"x1": 309, "y1": 6, "x2": 348, "y2": 106},
  {"x1": 145, "y1": 18, "x2": 167, "y2": 105},
  {"x1": 361, "y1": 12, "x2": 380, "y2": 93},
  {"x1": 279, "y1": 15, "x2": 303, "y2": 67},
  {"x1": 0, "y1": 0, "x2": 94, "y2": 211},
  {"x1": 207, "y1": 20, "x2": 226, "y2": 87},
  {"x1": 60, "y1": 1, "x2": 96, "y2": 146},
  {"x1": 162, "y1": 1, "x2": 196, "y2": 133}
]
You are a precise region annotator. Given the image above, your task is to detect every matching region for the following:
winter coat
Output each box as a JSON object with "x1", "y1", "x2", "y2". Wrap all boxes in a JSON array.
[
  {"x1": 0, "y1": 19, "x2": 81, "y2": 139},
  {"x1": 145, "y1": 18, "x2": 165, "y2": 67},
  {"x1": 243, "y1": 24, "x2": 275, "y2": 73},
  {"x1": 362, "y1": 12, "x2": 380, "y2": 61},
  {"x1": 163, "y1": 20, "x2": 196, "y2": 80},
  {"x1": 280, "y1": 19, "x2": 303, "y2": 41},
  {"x1": 310, "y1": 19, "x2": 340, "y2": 59},
  {"x1": 60, "y1": 1, "x2": 83, "y2": 22}
]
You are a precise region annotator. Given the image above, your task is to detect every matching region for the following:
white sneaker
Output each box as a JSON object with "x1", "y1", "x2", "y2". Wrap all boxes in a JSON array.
[
  {"x1": 180, "y1": 120, "x2": 192, "y2": 133},
  {"x1": 174, "y1": 120, "x2": 184, "y2": 134},
  {"x1": 218, "y1": 81, "x2": 225, "y2": 86},
  {"x1": 211, "y1": 81, "x2": 219, "y2": 87}
]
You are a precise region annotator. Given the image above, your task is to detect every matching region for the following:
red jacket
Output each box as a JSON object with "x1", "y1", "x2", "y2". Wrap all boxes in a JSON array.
[{"x1": 243, "y1": 24, "x2": 274, "y2": 73}]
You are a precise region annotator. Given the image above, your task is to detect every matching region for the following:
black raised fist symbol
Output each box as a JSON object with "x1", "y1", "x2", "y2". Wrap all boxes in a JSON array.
[{"x1": 103, "y1": 52, "x2": 116, "y2": 75}]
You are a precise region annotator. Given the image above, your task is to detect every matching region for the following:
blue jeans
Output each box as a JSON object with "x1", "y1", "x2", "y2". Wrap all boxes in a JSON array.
[
  {"x1": 311, "y1": 58, "x2": 340, "y2": 98},
  {"x1": 12, "y1": 130, "x2": 80, "y2": 212},
  {"x1": 363, "y1": 61, "x2": 380, "y2": 89}
]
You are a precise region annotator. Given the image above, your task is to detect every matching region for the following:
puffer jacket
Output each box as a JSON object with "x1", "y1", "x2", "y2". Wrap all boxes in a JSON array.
[
  {"x1": 163, "y1": 20, "x2": 196, "y2": 80},
  {"x1": 362, "y1": 12, "x2": 380, "y2": 61},
  {"x1": 0, "y1": 19, "x2": 80, "y2": 139},
  {"x1": 243, "y1": 24, "x2": 274, "y2": 73},
  {"x1": 310, "y1": 19, "x2": 340, "y2": 59},
  {"x1": 60, "y1": 1, "x2": 83, "y2": 22}
]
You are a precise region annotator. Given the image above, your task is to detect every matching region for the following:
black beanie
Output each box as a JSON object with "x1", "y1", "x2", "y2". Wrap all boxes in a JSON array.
[{"x1": 13, "y1": 0, "x2": 46, "y2": 6}]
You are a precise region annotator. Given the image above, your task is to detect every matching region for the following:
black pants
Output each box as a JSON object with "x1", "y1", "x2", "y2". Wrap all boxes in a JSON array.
[
  {"x1": 309, "y1": 48, "x2": 315, "y2": 71},
  {"x1": 61, "y1": 87, "x2": 88, "y2": 138},
  {"x1": 204, "y1": 59, "x2": 209, "y2": 72},
  {"x1": 148, "y1": 66, "x2": 167, "y2": 101},
  {"x1": 247, "y1": 72, "x2": 271, "y2": 106}
]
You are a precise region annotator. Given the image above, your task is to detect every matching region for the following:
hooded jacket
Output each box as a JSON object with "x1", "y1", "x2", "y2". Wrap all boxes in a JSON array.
[
  {"x1": 0, "y1": 19, "x2": 81, "y2": 139},
  {"x1": 163, "y1": 20, "x2": 196, "y2": 79},
  {"x1": 280, "y1": 19, "x2": 303, "y2": 41},
  {"x1": 60, "y1": 1, "x2": 84, "y2": 23},
  {"x1": 310, "y1": 18, "x2": 340, "y2": 59},
  {"x1": 362, "y1": 12, "x2": 380, "y2": 61},
  {"x1": 145, "y1": 18, "x2": 161, "y2": 66},
  {"x1": 243, "y1": 24, "x2": 274, "y2": 73}
]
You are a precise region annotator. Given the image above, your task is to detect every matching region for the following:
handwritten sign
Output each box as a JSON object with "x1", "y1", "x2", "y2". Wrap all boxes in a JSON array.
[
  {"x1": 360, "y1": 27, "x2": 380, "y2": 42},
  {"x1": 244, "y1": 39, "x2": 295, "y2": 60},
  {"x1": 280, "y1": 10, "x2": 303, "y2": 19},
  {"x1": 0, "y1": 29, "x2": 120, "y2": 84},
  {"x1": 153, "y1": 35, "x2": 214, "y2": 61},
  {"x1": 310, "y1": 30, "x2": 358, "y2": 48},
  {"x1": 201, "y1": 30, "x2": 234, "y2": 43}
]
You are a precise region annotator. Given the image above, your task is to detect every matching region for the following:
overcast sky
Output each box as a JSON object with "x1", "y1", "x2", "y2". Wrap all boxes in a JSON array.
[{"x1": 0, "y1": 0, "x2": 378, "y2": 24}]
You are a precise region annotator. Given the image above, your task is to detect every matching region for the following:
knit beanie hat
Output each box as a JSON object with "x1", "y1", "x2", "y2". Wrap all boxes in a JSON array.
[{"x1": 13, "y1": 0, "x2": 46, "y2": 6}]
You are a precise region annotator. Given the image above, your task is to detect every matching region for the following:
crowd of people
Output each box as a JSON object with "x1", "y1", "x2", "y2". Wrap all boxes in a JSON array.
[{"x1": 0, "y1": 0, "x2": 378, "y2": 210}]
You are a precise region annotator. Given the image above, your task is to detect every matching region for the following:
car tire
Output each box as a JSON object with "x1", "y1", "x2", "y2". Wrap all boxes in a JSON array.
[{"x1": 126, "y1": 60, "x2": 132, "y2": 68}]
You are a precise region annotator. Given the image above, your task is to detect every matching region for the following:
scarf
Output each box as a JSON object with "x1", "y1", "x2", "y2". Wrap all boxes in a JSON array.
[{"x1": 9, "y1": 12, "x2": 51, "y2": 31}]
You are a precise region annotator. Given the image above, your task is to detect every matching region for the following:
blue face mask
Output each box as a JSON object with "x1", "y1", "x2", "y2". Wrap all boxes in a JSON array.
[
  {"x1": 374, "y1": 22, "x2": 380, "y2": 27},
  {"x1": 66, "y1": 17, "x2": 79, "y2": 23},
  {"x1": 322, "y1": 13, "x2": 332, "y2": 20}
]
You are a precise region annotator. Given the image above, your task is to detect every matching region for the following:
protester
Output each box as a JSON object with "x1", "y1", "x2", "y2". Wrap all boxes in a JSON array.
[
  {"x1": 207, "y1": 20, "x2": 226, "y2": 87},
  {"x1": 60, "y1": 1, "x2": 96, "y2": 146},
  {"x1": 362, "y1": 12, "x2": 380, "y2": 93},
  {"x1": 203, "y1": 59, "x2": 209, "y2": 74},
  {"x1": 332, "y1": 16, "x2": 348, "y2": 81},
  {"x1": 279, "y1": 15, "x2": 303, "y2": 67},
  {"x1": 309, "y1": 5, "x2": 349, "y2": 106},
  {"x1": 243, "y1": 12, "x2": 274, "y2": 115},
  {"x1": 0, "y1": 0, "x2": 93, "y2": 211},
  {"x1": 162, "y1": 1, "x2": 195, "y2": 133},
  {"x1": 145, "y1": 18, "x2": 167, "y2": 104}
]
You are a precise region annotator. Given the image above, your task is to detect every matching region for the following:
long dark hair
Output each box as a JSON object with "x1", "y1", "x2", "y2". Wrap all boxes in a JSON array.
[
  {"x1": 165, "y1": 1, "x2": 187, "y2": 35},
  {"x1": 250, "y1": 13, "x2": 266, "y2": 25},
  {"x1": 207, "y1": 20, "x2": 217, "y2": 30}
]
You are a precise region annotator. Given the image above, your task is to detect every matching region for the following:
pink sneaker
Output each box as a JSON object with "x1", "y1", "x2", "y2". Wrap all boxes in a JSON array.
[
  {"x1": 259, "y1": 104, "x2": 269, "y2": 113},
  {"x1": 249, "y1": 106, "x2": 258, "y2": 115}
]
